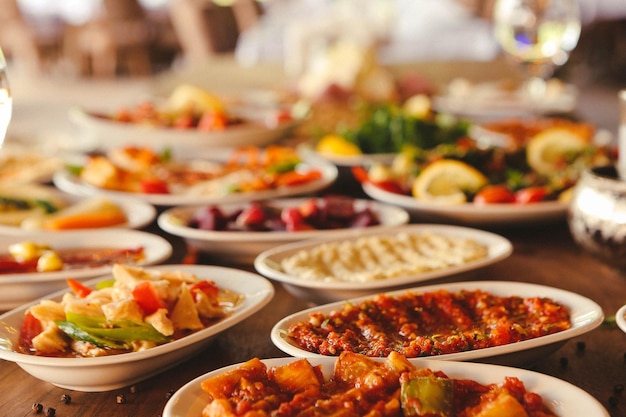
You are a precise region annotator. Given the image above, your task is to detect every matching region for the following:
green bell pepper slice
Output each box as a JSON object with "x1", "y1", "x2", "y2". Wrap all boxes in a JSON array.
[
  {"x1": 401, "y1": 374, "x2": 454, "y2": 417},
  {"x1": 56, "y1": 311, "x2": 170, "y2": 349},
  {"x1": 56, "y1": 320, "x2": 130, "y2": 350}
]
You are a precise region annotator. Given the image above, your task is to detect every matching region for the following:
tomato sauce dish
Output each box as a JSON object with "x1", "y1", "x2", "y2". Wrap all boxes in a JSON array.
[{"x1": 270, "y1": 280, "x2": 603, "y2": 366}]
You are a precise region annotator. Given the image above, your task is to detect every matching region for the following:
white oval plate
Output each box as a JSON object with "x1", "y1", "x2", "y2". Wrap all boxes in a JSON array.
[
  {"x1": 0, "y1": 264, "x2": 274, "y2": 391},
  {"x1": 0, "y1": 229, "x2": 172, "y2": 310},
  {"x1": 271, "y1": 280, "x2": 604, "y2": 366},
  {"x1": 53, "y1": 162, "x2": 338, "y2": 207},
  {"x1": 254, "y1": 224, "x2": 513, "y2": 304},
  {"x1": 69, "y1": 106, "x2": 301, "y2": 158},
  {"x1": 163, "y1": 355, "x2": 608, "y2": 417},
  {"x1": 0, "y1": 143, "x2": 65, "y2": 184},
  {"x1": 363, "y1": 182, "x2": 567, "y2": 227},
  {"x1": 0, "y1": 187, "x2": 156, "y2": 234},
  {"x1": 432, "y1": 80, "x2": 578, "y2": 119},
  {"x1": 157, "y1": 197, "x2": 410, "y2": 263}
]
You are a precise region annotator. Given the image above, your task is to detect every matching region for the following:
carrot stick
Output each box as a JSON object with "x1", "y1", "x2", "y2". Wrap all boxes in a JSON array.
[{"x1": 43, "y1": 211, "x2": 128, "y2": 230}]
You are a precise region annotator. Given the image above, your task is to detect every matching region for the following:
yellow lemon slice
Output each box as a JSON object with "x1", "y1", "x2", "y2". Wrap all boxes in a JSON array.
[
  {"x1": 526, "y1": 128, "x2": 587, "y2": 175},
  {"x1": 315, "y1": 134, "x2": 362, "y2": 156},
  {"x1": 166, "y1": 84, "x2": 224, "y2": 115},
  {"x1": 403, "y1": 94, "x2": 432, "y2": 118},
  {"x1": 412, "y1": 159, "x2": 488, "y2": 204}
]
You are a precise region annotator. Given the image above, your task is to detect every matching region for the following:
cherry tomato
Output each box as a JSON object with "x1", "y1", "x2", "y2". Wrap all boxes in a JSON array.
[
  {"x1": 140, "y1": 177, "x2": 169, "y2": 194},
  {"x1": 515, "y1": 187, "x2": 548, "y2": 204},
  {"x1": 351, "y1": 166, "x2": 369, "y2": 184},
  {"x1": 281, "y1": 207, "x2": 304, "y2": 225},
  {"x1": 473, "y1": 185, "x2": 515, "y2": 205}
]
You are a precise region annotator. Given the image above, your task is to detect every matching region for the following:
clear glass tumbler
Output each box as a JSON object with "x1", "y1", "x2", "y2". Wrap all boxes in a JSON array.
[{"x1": 0, "y1": 47, "x2": 12, "y2": 147}]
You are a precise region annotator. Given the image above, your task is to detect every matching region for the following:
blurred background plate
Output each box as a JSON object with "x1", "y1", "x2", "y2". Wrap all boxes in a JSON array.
[
  {"x1": 0, "y1": 186, "x2": 156, "y2": 234},
  {"x1": 69, "y1": 105, "x2": 302, "y2": 159},
  {"x1": 53, "y1": 161, "x2": 338, "y2": 207},
  {"x1": 0, "y1": 229, "x2": 172, "y2": 310},
  {"x1": 363, "y1": 181, "x2": 567, "y2": 227}
]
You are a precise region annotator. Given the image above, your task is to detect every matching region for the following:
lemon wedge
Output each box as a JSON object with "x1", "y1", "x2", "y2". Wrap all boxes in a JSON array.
[
  {"x1": 403, "y1": 94, "x2": 431, "y2": 118},
  {"x1": 412, "y1": 159, "x2": 488, "y2": 204},
  {"x1": 166, "y1": 84, "x2": 224, "y2": 115},
  {"x1": 315, "y1": 134, "x2": 362, "y2": 156},
  {"x1": 526, "y1": 128, "x2": 587, "y2": 175}
]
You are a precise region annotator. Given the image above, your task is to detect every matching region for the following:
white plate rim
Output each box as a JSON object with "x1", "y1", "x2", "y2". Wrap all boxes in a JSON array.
[
  {"x1": 254, "y1": 224, "x2": 513, "y2": 290},
  {"x1": 270, "y1": 280, "x2": 604, "y2": 362},
  {"x1": 0, "y1": 264, "x2": 275, "y2": 366},
  {"x1": 53, "y1": 162, "x2": 338, "y2": 206},
  {"x1": 0, "y1": 229, "x2": 172, "y2": 284},
  {"x1": 157, "y1": 197, "x2": 411, "y2": 243},
  {"x1": 162, "y1": 354, "x2": 608, "y2": 417}
]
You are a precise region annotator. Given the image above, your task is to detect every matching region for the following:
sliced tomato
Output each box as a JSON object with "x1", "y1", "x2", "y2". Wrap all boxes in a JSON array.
[
  {"x1": 18, "y1": 312, "x2": 43, "y2": 350},
  {"x1": 190, "y1": 280, "x2": 219, "y2": 301},
  {"x1": 515, "y1": 187, "x2": 548, "y2": 204},
  {"x1": 473, "y1": 185, "x2": 515, "y2": 205},
  {"x1": 351, "y1": 166, "x2": 369, "y2": 184},
  {"x1": 172, "y1": 113, "x2": 195, "y2": 129},
  {"x1": 275, "y1": 170, "x2": 322, "y2": 187},
  {"x1": 66, "y1": 278, "x2": 93, "y2": 298},
  {"x1": 371, "y1": 180, "x2": 405, "y2": 194},
  {"x1": 198, "y1": 111, "x2": 227, "y2": 131},
  {"x1": 140, "y1": 177, "x2": 169, "y2": 194},
  {"x1": 132, "y1": 281, "x2": 165, "y2": 315}
]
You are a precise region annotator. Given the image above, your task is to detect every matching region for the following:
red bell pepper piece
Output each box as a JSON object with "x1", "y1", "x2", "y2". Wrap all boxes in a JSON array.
[
  {"x1": 132, "y1": 281, "x2": 165, "y2": 315},
  {"x1": 140, "y1": 177, "x2": 169, "y2": 194},
  {"x1": 18, "y1": 312, "x2": 43, "y2": 351},
  {"x1": 190, "y1": 280, "x2": 219, "y2": 302},
  {"x1": 66, "y1": 278, "x2": 93, "y2": 298}
]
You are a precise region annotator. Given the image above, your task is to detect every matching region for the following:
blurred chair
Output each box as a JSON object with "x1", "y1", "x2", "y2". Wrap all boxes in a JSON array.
[
  {"x1": 0, "y1": 0, "x2": 64, "y2": 75},
  {"x1": 168, "y1": 0, "x2": 261, "y2": 66},
  {"x1": 64, "y1": 0, "x2": 154, "y2": 77}
]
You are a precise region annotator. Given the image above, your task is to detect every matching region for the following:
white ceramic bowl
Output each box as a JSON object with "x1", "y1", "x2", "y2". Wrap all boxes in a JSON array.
[
  {"x1": 69, "y1": 106, "x2": 301, "y2": 158},
  {"x1": 157, "y1": 198, "x2": 410, "y2": 263},
  {"x1": 0, "y1": 229, "x2": 172, "y2": 310},
  {"x1": 363, "y1": 182, "x2": 567, "y2": 227},
  {"x1": 254, "y1": 223, "x2": 513, "y2": 304},
  {"x1": 615, "y1": 304, "x2": 626, "y2": 335},
  {"x1": 0, "y1": 186, "x2": 156, "y2": 234},
  {"x1": 163, "y1": 356, "x2": 608, "y2": 417},
  {"x1": 271, "y1": 280, "x2": 604, "y2": 366},
  {"x1": 0, "y1": 264, "x2": 274, "y2": 391}
]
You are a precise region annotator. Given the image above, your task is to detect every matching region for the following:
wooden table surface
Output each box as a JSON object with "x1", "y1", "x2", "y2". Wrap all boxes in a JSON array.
[
  {"x1": 1, "y1": 215, "x2": 625, "y2": 417},
  {"x1": 1, "y1": 58, "x2": 626, "y2": 417}
]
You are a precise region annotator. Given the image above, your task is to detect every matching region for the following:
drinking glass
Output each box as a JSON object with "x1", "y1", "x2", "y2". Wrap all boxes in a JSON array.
[
  {"x1": 0, "y1": 47, "x2": 12, "y2": 146},
  {"x1": 493, "y1": 0, "x2": 581, "y2": 104}
]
